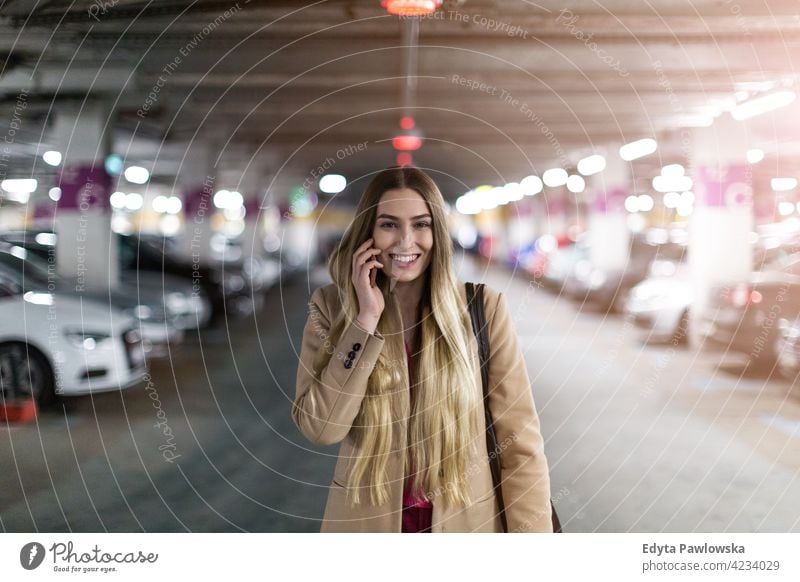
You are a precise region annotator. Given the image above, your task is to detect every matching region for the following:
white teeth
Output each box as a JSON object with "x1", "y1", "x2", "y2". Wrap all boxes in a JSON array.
[{"x1": 391, "y1": 254, "x2": 419, "y2": 263}]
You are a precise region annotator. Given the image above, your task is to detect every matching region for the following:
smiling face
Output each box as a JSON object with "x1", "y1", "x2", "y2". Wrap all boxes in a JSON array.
[{"x1": 371, "y1": 187, "x2": 434, "y2": 283}]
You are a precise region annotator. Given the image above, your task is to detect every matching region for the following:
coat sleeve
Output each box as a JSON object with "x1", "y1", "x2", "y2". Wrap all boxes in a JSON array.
[
  {"x1": 486, "y1": 290, "x2": 553, "y2": 532},
  {"x1": 292, "y1": 287, "x2": 386, "y2": 446}
]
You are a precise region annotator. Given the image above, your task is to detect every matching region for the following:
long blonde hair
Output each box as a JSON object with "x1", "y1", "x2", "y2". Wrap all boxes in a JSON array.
[{"x1": 314, "y1": 167, "x2": 482, "y2": 508}]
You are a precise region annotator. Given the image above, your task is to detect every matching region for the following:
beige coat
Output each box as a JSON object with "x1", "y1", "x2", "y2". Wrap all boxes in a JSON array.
[{"x1": 292, "y1": 282, "x2": 553, "y2": 532}]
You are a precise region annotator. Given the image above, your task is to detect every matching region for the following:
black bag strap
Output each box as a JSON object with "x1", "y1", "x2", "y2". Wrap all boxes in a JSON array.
[
  {"x1": 465, "y1": 281, "x2": 509, "y2": 532},
  {"x1": 465, "y1": 282, "x2": 563, "y2": 533}
]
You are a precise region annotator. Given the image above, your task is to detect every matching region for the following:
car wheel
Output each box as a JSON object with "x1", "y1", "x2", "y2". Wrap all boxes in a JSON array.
[
  {"x1": 0, "y1": 343, "x2": 57, "y2": 410},
  {"x1": 610, "y1": 290, "x2": 628, "y2": 314},
  {"x1": 672, "y1": 311, "x2": 690, "y2": 346},
  {"x1": 748, "y1": 332, "x2": 779, "y2": 371}
]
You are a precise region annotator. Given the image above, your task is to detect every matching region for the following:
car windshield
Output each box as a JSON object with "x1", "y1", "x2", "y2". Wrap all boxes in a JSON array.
[{"x1": 0, "y1": 248, "x2": 61, "y2": 289}]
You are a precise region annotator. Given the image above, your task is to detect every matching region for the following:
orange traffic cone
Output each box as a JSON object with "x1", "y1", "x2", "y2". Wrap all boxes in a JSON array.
[{"x1": 0, "y1": 397, "x2": 38, "y2": 423}]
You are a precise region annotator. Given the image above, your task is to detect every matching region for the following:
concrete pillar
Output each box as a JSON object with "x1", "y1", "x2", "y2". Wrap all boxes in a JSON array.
[
  {"x1": 52, "y1": 101, "x2": 118, "y2": 290},
  {"x1": 688, "y1": 114, "x2": 753, "y2": 336},
  {"x1": 588, "y1": 153, "x2": 631, "y2": 271},
  {"x1": 178, "y1": 142, "x2": 216, "y2": 263}
]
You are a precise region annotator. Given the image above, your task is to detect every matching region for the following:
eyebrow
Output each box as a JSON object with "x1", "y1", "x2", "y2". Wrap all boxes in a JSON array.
[{"x1": 376, "y1": 213, "x2": 432, "y2": 220}]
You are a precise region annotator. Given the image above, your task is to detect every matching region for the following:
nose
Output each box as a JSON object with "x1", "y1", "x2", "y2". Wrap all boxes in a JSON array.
[{"x1": 396, "y1": 226, "x2": 415, "y2": 248}]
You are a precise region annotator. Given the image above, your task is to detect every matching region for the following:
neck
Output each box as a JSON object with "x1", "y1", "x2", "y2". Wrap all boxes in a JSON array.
[{"x1": 392, "y1": 276, "x2": 426, "y2": 326}]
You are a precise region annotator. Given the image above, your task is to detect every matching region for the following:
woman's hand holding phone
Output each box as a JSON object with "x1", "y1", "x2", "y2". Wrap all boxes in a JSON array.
[{"x1": 352, "y1": 238, "x2": 384, "y2": 333}]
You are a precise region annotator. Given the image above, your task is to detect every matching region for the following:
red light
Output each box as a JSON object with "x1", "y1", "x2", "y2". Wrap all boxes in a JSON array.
[
  {"x1": 392, "y1": 134, "x2": 422, "y2": 151},
  {"x1": 727, "y1": 284, "x2": 763, "y2": 307},
  {"x1": 381, "y1": 0, "x2": 442, "y2": 16},
  {"x1": 396, "y1": 152, "x2": 413, "y2": 166},
  {"x1": 400, "y1": 116, "x2": 415, "y2": 130}
]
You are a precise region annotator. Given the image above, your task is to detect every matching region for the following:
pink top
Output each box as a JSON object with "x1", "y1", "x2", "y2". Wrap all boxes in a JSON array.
[{"x1": 402, "y1": 341, "x2": 433, "y2": 509}]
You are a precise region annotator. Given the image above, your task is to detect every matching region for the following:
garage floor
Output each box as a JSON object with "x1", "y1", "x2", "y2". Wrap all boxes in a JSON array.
[{"x1": 2, "y1": 258, "x2": 799, "y2": 532}]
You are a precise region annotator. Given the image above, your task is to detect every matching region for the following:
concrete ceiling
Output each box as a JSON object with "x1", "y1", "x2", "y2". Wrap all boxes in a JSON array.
[{"x1": 1, "y1": 0, "x2": 799, "y2": 202}]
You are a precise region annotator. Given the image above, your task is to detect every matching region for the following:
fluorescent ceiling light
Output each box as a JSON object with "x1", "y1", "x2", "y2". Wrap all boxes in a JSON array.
[
  {"x1": 1, "y1": 178, "x2": 37, "y2": 193},
  {"x1": 520, "y1": 175, "x2": 543, "y2": 195},
  {"x1": 746, "y1": 149, "x2": 764, "y2": 164},
  {"x1": 577, "y1": 154, "x2": 606, "y2": 176},
  {"x1": 110, "y1": 191, "x2": 127, "y2": 209},
  {"x1": 165, "y1": 197, "x2": 182, "y2": 214},
  {"x1": 213, "y1": 189, "x2": 244, "y2": 209},
  {"x1": 624, "y1": 195, "x2": 639, "y2": 213},
  {"x1": 124, "y1": 166, "x2": 150, "y2": 184},
  {"x1": 653, "y1": 175, "x2": 693, "y2": 193},
  {"x1": 663, "y1": 192, "x2": 681, "y2": 209},
  {"x1": 637, "y1": 194, "x2": 654, "y2": 212},
  {"x1": 152, "y1": 195, "x2": 169, "y2": 213},
  {"x1": 456, "y1": 191, "x2": 481, "y2": 215},
  {"x1": 542, "y1": 168, "x2": 568, "y2": 187},
  {"x1": 771, "y1": 177, "x2": 798, "y2": 191},
  {"x1": 731, "y1": 91, "x2": 796, "y2": 120},
  {"x1": 125, "y1": 192, "x2": 143, "y2": 210},
  {"x1": 319, "y1": 174, "x2": 347, "y2": 194},
  {"x1": 493, "y1": 186, "x2": 511, "y2": 206},
  {"x1": 504, "y1": 182, "x2": 524, "y2": 202},
  {"x1": 619, "y1": 138, "x2": 657, "y2": 161},
  {"x1": 566, "y1": 175, "x2": 585, "y2": 193},
  {"x1": 43, "y1": 150, "x2": 62, "y2": 166}
]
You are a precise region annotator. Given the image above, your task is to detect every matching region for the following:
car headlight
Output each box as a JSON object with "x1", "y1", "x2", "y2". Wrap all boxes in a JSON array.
[
  {"x1": 63, "y1": 329, "x2": 111, "y2": 350},
  {"x1": 223, "y1": 274, "x2": 245, "y2": 293},
  {"x1": 588, "y1": 270, "x2": 607, "y2": 289},
  {"x1": 123, "y1": 305, "x2": 154, "y2": 321},
  {"x1": 165, "y1": 292, "x2": 190, "y2": 314}
]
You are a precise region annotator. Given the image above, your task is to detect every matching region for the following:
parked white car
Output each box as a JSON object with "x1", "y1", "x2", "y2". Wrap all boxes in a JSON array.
[
  {"x1": 0, "y1": 279, "x2": 147, "y2": 407},
  {"x1": 624, "y1": 259, "x2": 693, "y2": 344},
  {"x1": 0, "y1": 245, "x2": 183, "y2": 359}
]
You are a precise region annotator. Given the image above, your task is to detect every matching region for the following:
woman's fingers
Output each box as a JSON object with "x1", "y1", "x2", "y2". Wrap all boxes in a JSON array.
[
  {"x1": 358, "y1": 248, "x2": 382, "y2": 265},
  {"x1": 359, "y1": 259, "x2": 383, "y2": 282},
  {"x1": 353, "y1": 239, "x2": 376, "y2": 264},
  {"x1": 352, "y1": 239, "x2": 385, "y2": 293}
]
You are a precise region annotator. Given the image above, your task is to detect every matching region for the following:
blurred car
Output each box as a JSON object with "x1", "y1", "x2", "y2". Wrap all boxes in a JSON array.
[
  {"x1": 541, "y1": 241, "x2": 590, "y2": 293},
  {"x1": 775, "y1": 317, "x2": 800, "y2": 379},
  {"x1": 512, "y1": 234, "x2": 573, "y2": 282},
  {"x1": 0, "y1": 230, "x2": 212, "y2": 331},
  {"x1": 0, "y1": 272, "x2": 147, "y2": 408},
  {"x1": 565, "y1": 238, "x2": 686, "y2": 313},
  {"x1": 0, "y1": 245, "x2": 182, "y2": 358},
  {"x1": 119, "y1": 233, "x2": 263, "y2": 323},
  {"x1": 624, "y1": 257, "x2": 693, "y2": 344},
  {"x1": 698, "y1": 253, "x2": 800, "y2": 367}
]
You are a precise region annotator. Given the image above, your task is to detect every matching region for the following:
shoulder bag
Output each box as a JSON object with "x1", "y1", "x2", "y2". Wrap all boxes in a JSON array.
[{"x1": 465, "y1": 281, "x2": 563, "y2": 533}]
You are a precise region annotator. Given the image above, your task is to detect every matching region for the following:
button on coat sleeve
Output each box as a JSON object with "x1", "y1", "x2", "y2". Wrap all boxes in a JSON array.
[
  {"x1": 292, "y1": 287, "x2": 386, "y2": 446},
  {"x1": 486, "y1": 290, "x2": 553, "y2": 532}
]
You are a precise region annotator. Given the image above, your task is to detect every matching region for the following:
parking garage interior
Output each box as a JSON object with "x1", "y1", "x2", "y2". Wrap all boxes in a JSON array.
[{"x1": 0, "y1": 0, "x2": 799, "y2": 533}]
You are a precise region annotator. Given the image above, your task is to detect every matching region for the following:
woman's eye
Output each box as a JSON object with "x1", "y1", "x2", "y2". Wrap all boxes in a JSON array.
[{"x1": 379, "y1": 221, "x2": 430, "y2": 228}]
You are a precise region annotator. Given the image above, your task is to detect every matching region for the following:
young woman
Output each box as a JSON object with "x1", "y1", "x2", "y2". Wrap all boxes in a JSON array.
[{"x1": 293, "y1": 166, "x2": 553, "y2": 532}]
